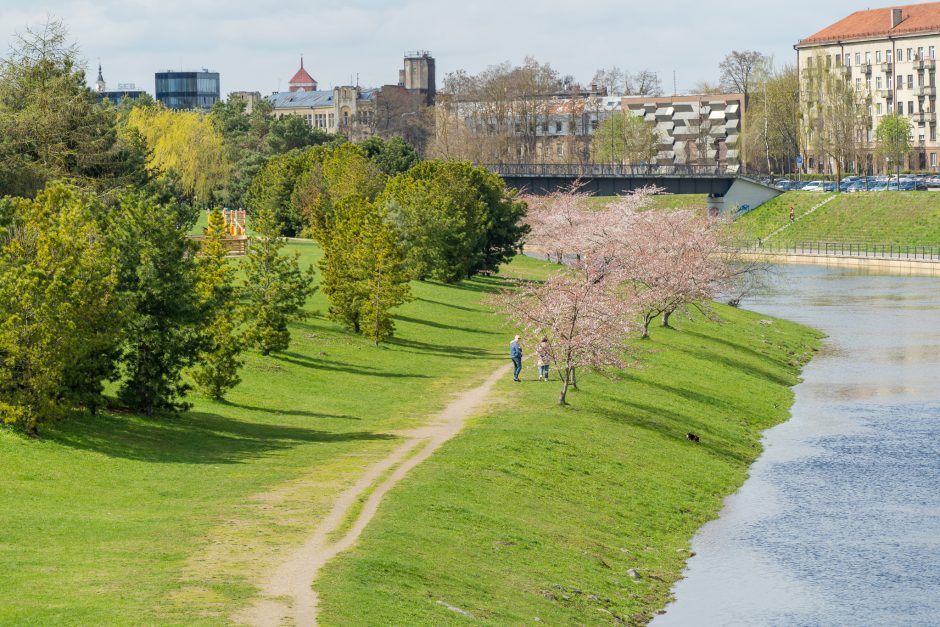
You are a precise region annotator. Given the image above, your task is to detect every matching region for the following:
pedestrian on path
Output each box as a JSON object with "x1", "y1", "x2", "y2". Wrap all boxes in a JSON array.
[
  {"x1": 789, "y1": 207, "x2": 795, "y2": 223},
  {"x1": 510, "y1": 335, "x2": 523, "y2": 382},
  {"x1": 536, "y1": 337, "x2": 551, "y2": 381}
]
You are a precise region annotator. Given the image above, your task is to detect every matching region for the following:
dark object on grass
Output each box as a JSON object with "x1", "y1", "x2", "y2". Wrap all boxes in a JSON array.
[{"x1": 686, "y1": 432, "x2": 701, "y2": 442}]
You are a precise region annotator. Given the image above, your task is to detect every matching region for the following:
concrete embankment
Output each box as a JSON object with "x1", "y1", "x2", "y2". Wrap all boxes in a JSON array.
[{"x1": 737, "y1": 250, "x2": 940, "y2": 276}]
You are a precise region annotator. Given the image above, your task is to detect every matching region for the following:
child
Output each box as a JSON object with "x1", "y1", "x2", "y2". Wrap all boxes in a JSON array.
[{"x1": 536, "y1": 337, "x2": 551, "y2": 382}]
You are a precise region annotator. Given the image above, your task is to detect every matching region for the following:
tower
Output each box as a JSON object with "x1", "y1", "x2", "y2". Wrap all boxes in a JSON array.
[
  {"x1": 400, "y1": 51, "x2": 436, "y2": 104},
  {"x1": 95, "y1": 63, "x2": 106, "y2": 94},
  {"x1": 288, "y1": 57, "x2": 318, "y2": 92}
]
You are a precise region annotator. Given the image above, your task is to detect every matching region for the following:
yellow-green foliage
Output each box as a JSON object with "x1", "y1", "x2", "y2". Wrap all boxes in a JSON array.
[
  {"x1": 124, "y1": 104, "x2": 229, "y2": 200},
  {"x1": 0, "y1": 184, "x2": 124, "y2": 430}
]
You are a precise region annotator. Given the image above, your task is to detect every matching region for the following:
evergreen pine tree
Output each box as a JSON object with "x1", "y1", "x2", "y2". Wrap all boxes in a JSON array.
[
  {"x1": 192, "y1": 208, "x2": 244, "y2": 399},
  {"x1": 319, "y1": 195, "x2": 411, "y2": 343},
  {"x1": 241, "y1": 209, "x2": 316, "y2": 355}
]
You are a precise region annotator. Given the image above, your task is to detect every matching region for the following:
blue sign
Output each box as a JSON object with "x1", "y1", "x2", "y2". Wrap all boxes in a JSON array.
[{"x1": 796, "y1": 155, "x2": 804, "y2": 166}]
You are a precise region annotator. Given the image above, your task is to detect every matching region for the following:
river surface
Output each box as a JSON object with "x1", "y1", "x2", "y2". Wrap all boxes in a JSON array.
[{"x1": 653, "y1": 265, "x2": 940, "y2": 627}]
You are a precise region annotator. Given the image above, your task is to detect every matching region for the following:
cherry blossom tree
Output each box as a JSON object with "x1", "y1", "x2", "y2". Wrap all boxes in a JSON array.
[
  {"x1": 488, "y1": 262, "x2": 640, "y2": 405},
  {"x1": 605, "y1": 207, "x2": 734, "y2": 338}
]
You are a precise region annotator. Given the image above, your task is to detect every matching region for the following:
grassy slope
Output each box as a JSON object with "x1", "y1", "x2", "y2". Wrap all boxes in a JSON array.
[
  {"x1": 733, "y1": 191, "x2": 940, "y2": 246},
  {"x1": 315, "y1": 255, "x2": 822, "y2": 626},
  {"x1": 0, "y1": 241, "x2": 514, "y2": 626}
]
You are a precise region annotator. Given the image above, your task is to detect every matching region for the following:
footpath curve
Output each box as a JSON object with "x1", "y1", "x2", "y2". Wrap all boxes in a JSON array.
[{"x1": 236, "y1": 364, "x2": 512, "y2": 627}]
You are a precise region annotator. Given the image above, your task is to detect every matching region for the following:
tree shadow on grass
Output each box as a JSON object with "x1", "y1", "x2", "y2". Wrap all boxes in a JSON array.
[
  {"x1": 215, "y1": 400, "x2": 360, "y2": 420},
  {"x1": 597, "y1": 394, "x2": 751, "y2": 465},
  {"x1": 47, "y1": 410, "x2": 396, "y2": 464},
  {"x1": 393, "y1": 314, "x2": 499, "y2": 336},
  {"x1": 385, "y1": 337, "x2": 498, "y2": 359},
  {"x1": 424, "y1": 277, "x2": 504, "y2": 295},
  {"x1": 682, "y1": 328, "x2": 787, "y2": 369},
  {"x1": 272, "y1": 352, "x2": 432, "y2": 379},
  {"x1": 672, "y1": 345, "x2": 792, "y2": 387},
  {"x1": 413, "y1": 297, "x2": 480, "y2": 313}
]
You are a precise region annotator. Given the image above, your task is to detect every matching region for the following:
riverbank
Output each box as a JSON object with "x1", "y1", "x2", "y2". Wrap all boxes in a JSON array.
[
  {"x1": 315, "y1": 256, "x2": 822, "y2": 625},
  {"x1": 732, "y1": 191, "x2": 940, "y2": 246}
]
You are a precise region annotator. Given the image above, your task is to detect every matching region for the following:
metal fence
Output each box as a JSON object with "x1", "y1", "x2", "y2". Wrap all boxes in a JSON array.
[
  {"x1": 485, "y1": 163, "x2": 739, "y2": 178},
  {"x1": 739, "y1": 241, "x2": 940, "y2": 260}
]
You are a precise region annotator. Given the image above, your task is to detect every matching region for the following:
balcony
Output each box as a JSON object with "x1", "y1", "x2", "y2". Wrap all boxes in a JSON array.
[
  {"x1": 838, "y1": 64, "x2": 851, "y2": 76},
  {"x1": 918, "y1": 86, "x2": 937, "y2": 97},
  {"x1": 914, "y1": 110, "x2": 937, "y2": 124},
  {"x1": 860, "y1": 63, "x2": 873, "y2": 75},
  {"x1": 878, "y1": 88, "x2": 894, "y2": 100},
  {"x1": 881, "y1": 61, "x2": 894, "y2": 72},
  {"x1": 915, "y1": 58, "x2": 937, "y2": 71}
]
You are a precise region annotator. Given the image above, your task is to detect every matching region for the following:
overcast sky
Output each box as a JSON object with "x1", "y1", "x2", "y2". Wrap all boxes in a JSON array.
[{"x1": 1, "y1": 0, "x2": 868, "y2": 96}]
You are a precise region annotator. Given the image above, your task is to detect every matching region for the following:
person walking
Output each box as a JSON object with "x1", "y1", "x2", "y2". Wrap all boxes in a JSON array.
[
  {"x1": 510, "y1": 335, "x2": 523, "y2": 382},
  {"x1": 536, "y1": 337, "x2": 551, "y2": 382},
  {"x1": 789, "y1": 207, "x2": 795, "y2": 223}
]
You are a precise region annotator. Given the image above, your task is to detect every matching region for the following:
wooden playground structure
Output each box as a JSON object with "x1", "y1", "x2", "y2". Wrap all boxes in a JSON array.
[{"x1": 190, "y1": 209, "x2": 250, "y2": 257}]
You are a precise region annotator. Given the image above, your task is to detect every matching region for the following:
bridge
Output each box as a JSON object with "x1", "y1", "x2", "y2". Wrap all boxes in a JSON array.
[{"x1": 485, "y1": 163, "x2": 782, "y2": 213}]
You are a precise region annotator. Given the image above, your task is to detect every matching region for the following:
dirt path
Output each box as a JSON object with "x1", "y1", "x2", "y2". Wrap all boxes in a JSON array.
[{"x1": 235, "y1": 364, "x2": 512, "y2": 627}]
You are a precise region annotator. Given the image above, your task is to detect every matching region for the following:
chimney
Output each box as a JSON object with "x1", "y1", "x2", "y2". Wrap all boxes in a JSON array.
[{"x1": 891, "y1": 8, "x2": 903, "y2": 28}]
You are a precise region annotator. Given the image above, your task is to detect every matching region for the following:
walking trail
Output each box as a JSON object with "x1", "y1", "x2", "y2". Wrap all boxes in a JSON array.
[{"x1": 235, "y1": 364, "x2": 512, "y2": 627}]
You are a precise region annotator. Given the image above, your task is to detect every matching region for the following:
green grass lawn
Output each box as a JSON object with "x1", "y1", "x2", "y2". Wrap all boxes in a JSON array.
[
  {"x1": 732, "y1": 191, "x2": 940, "y2": 246},
  {"x1": 315, "y1": 265, "x2": 822, "y2": 625},
  {"x1": 0, "y1": 246, "x2": 820, "y2": 626},
  {"x1": 0, "y1": 241, "x2": 516, "y2": 626}
]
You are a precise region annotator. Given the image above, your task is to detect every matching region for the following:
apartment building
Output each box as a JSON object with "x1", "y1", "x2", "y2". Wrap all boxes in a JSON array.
[{"x1": 796, "y1": 2, "x2": 940, "y2": 171}]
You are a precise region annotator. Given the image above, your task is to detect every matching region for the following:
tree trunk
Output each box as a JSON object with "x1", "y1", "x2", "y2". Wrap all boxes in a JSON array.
[
  {"x1": 559, "y1": 367, "x2": 571, "y2": 404},
  {"x1": 570, "y1": 367, "x2": 578, "y2": 389},
  {"x1": 642, "y1": 315, "x2": 653, "y2": 339},
  {"x1": 662, "y1": 309, "x2": 673, "y2": 327}
]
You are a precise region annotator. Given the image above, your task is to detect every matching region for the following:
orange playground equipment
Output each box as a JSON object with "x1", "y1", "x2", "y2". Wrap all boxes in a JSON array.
[{"x1": 190, "y1": 208, "x2": 250, "y2": 257}]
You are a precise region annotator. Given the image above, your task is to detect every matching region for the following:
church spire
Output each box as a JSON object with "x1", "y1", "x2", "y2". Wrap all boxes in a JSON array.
[{"x1": 95, "y1": 63, "x2": 106, "y2": 93}]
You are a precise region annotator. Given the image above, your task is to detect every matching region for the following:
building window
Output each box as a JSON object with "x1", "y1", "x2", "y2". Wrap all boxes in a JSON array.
[
  {"x1": 866, "y1": 52, "x2": 872, "y2": 64},
  {"x1": 855, "y1": 52, "x2": 861, "y2": 65},
  {"x1": 919, "y1": 47, "x2": 925, "y2": 59},
  {"x1": 807, "y1": 56, "x2": 813, "y2": 67},
  {"x1": 888, "y1": 76, "x2": 893, "y2": 88},
  {"x1": 877, "y1": 76, "x2": 883, "y2": 89},
  {"x1": 845, "y1": 53, "x2": 851, "y2": 66},
  {"x1": 555, "y1": 121, "x2": 563, "y2": 133},
  {"x1": 867, "y1": 78, "x2": 872, "y2": 90},
  {"x1": 887, "y1": 50, "x2": 893, "y2": 62},
  {"x1": 909, "y1": 74, "x2": 915, "y2": 89},
  {"x1": 931, "y1": 153, "x2": 937, "y2": 167},
  {"x1": 931, "y1": 46, "x2": 937, "y2": 60},
  {"x1": 876, "y1": 51, "x2": 882, "y2": 63},
  {"x1": 910, "y1": 101, "x2": 915, "y2": 115},
  {"x1": 908, "y1": 48, "x2": 913, "y2": 61},
  {"x1": 877, "y1": 102, "x2": 883, "y2": 115},
  {"x1": 857, "y1": 78, "x2": 862, "y2": 89}
]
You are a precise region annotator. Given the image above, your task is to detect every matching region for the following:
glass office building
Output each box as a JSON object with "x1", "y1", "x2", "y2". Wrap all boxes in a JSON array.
[{"x1": 155, "y1": 70, "x2": 220, "y2": 110}]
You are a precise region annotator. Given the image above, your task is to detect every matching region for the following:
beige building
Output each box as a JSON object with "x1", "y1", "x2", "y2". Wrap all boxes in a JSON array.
[{"x1": 796, "y1": 2, "x2": 940, "y2": 171}]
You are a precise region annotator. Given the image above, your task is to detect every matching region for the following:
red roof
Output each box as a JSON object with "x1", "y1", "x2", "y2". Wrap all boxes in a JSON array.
[
  {"x1": 799, "y1": 2, "x2": 940, "y2": 46},
  {"x1": 289, "y1": 59, "x2": 316, "y2": 86}
]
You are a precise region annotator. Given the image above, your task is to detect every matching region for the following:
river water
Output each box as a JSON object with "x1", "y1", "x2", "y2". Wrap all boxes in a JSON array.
[{"x1": 653, "y1": 265, "x2": 940, "y2": 627}]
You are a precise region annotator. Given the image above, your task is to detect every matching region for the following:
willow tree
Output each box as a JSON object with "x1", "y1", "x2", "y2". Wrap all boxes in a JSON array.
[{"x1": 124, "y1": 104, "x2": 230, "y2": 202}]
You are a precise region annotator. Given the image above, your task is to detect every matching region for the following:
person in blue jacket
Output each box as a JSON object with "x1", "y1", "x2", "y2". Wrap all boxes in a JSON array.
[{"x1": 509, "y1": 335, "x2": 523, "y2": 382}]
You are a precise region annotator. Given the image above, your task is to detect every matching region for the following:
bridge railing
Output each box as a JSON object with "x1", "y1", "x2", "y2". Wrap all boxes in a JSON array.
[
  {"x1": 484, "y1": 163, "x2": 739, "y2": 178},
  {"x1": 738, "y1": 240, "x2": 940, "y2": 260}
]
